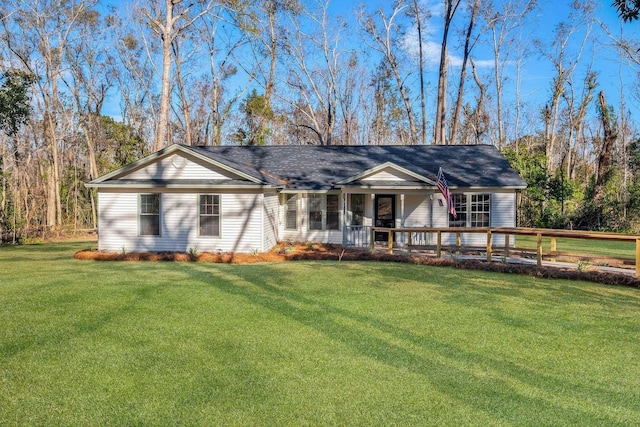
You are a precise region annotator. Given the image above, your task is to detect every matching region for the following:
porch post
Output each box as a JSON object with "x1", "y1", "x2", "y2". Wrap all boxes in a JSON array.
[
  {"x1": 429, "y1": 193, "x2": 434, "y2": 245},
  {"x1": 371, "y1": 194, "x2": 375, "y2": 247},
  {"x1": 342, "y1": 192, "x2": 347, "y2": 246},
  {"x1": 400, "y1": 193, "x2": 405, "y2": 246}
]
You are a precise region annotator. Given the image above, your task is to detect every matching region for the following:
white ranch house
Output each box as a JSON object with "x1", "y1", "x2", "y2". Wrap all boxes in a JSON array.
[{"x1": 86, "y1": 144, "x2": 527, "y2": 253}]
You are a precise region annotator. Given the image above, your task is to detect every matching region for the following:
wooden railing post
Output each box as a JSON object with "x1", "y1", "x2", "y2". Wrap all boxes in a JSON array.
[
  {"x1": 408, "y1": 232, "x2": 412, "y2": 253},
  {"x1": 487, "y1": 230, "x2": 492, "y2": 262},
  {"x1": 437, "y1": 231, "x2": 442, "y2": 258},
  {"x1": 537, "y1": 232, "x2": 543, "y2": 268},
  {"x1": 636, "y1": 238, "x2": 640, "y2": 277},
  {"x1": 504, "y1": 234, "x2": 510, "y2": 257},
  {"x1": 388, "y1": 230, "x2": 393, "y2": 254},
  {"x1": 456, "y1": 232, "x2": 461, "y2": 256},
  {"x1": 370, "y1": 228, "x2": 375, "y2": 250},
  {"x1": 550, "y1": 237, "x2": 557, "y2": 263}
]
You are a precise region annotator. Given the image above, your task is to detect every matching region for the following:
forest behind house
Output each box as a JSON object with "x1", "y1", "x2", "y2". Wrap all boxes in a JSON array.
[{"x1": 2, "y1": 0, "x2": 640, "y2": 243}]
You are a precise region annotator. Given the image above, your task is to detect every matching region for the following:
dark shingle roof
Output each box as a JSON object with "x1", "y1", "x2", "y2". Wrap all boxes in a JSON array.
[{"x1": 184, "y1": 144, "x2": 526, "y2": 190}]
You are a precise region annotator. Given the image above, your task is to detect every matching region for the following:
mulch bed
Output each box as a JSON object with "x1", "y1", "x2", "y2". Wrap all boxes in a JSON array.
[{"x1": 74, "y1": 241, "x2": 640, "y2": 288}]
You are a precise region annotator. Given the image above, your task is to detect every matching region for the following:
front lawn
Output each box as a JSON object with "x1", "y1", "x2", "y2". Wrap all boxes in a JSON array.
[
  {"x1": 515, "y1": 234, "x2": 636, "y2": 259},
  {"x1": 1, "y1": 242, "x2": 639, "y2": 425}
]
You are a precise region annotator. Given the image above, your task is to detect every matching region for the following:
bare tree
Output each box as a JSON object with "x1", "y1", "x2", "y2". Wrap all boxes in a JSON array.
[
  {"x1": 434, "y1": 0, "x2": 462, "y2": 145},
  {"x1": 535, "y1": 0, "x2": 595, "y2": 172},
  {"x1": 197, "y1": 5, "x2": 254, "y2": 145},
  {"x1": 62, "y1": 8, "x2": 113, "y2": 228},
  {"x1": 450, "y1": 0, "x2": 480, "y2": 145},
  {"x1": 359, "y1": 2, "x2": 417, "y2": 144},
  {"x1": 562, "y1": 71, "x2": 597, "y2": 180},
  {"x1": 481, "y1": 0, "x2": 537, "y2": 149},
  {"x1": 281, "y1": 0, "x2": 352, "y2": 145},
  {"x1": 139, "y1": 0, "x2": 211, "y2": 151},
  {"x1": 111, "y1": 20, "x2": 157, "y2": 146},
  {"x1": 0, "y1": 0, "x2": 98, "y2": 229},
  {"x1": 408, "y1": 0, "x2": 429, "y2": 145}
]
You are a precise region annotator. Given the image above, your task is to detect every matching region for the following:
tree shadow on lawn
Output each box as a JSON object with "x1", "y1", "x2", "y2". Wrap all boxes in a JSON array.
[
  {"x1": 379, "y1": 260, "x2": 640, "y2": 309},
  {"x1": 186, "y1": 263, "x2": 637, "y2": 425},
  {"x1": 1, "y1": 241, "x2": 95, "y2": 262},
  {"x1": 0, "y1": 266, "x2": 164, "y2": 359}
]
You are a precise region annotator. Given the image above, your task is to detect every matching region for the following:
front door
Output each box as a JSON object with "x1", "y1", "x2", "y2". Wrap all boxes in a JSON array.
[{"x1": 374, "y1": 195, "x2": 396, "y2": 242}]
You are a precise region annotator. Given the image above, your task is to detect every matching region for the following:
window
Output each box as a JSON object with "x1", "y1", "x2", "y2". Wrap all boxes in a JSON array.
[
  {"x1": 351, "y1": 194, "x2": 365, "y2": 226},
  {"x1": 308, "y1": 194, "x2": 323, "y2": 230},
  {"x1": 449, "y1": 194, "x2": 490, "y2": 227},
  {"x1": 326, "y1": 194, "x2": 340, "y2": 230},
  {"x1": 308, "y1": 194, "x2": 340, "y2": 231},
  {"x1": 470, "y1": 194, "x2": 490, "y2": 227},
  {"x1": 140, "y1": 194, "x2": 160, "y2": 236},
  {"x1": 285, "y1": 194, "x2": 297, "y2": 230},
  {"x1": 199, "y1": 194, "x2": 220, "y2": 237},
  {"x1": 449, "y1": 194, "x2": 467, "y2": 228}
]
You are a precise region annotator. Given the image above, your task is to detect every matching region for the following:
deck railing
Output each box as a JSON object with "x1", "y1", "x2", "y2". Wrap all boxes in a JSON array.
[
  {"x1": 369, "y1": 226, "x2": 640, "y2": 276},
  {"x1": 343, "y1": 225, "x2": 372, "y2": 248}
]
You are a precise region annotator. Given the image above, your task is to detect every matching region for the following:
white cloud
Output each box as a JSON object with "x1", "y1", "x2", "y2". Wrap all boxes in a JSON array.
[{"x1": 400, "y1": 1, "x2": 495, "y2": 70}]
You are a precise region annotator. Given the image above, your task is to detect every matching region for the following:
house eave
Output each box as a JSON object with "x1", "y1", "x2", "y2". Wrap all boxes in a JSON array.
[
  {"x1": 85, "y1": 182, "x2": 279, "y2": 190},
  {"x1": 337, "y1": 184, "x2": 436, "y2": 191}
]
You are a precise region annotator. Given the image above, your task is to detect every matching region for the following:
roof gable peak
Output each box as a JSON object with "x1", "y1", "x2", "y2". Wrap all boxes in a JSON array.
[{"x1": 337, "y1": 161, "x2": 435, "y2": 185}]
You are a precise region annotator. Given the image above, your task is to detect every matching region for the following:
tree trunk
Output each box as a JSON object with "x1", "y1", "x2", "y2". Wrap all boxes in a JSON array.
[
  {"x1": 596, "y1": 90, "x2": 617, "y2": 189},
  {"x1": 412, "y1": 0, "x2": 427, "y2": 145},
  {"x1": 0, "y1": 138, "x2": 5, "y2": 242},
  {"x1": 155, "y1": 0, "x2": 174, "y2": 151},
  {"x1": 434, "y1": 0, "x2": 461, "y2": 145},
  {"x1": 173, "y1": 40, "x2": 193, "y2": 146},
  {"x1": 471, "y1": 59, "x2": 487, "y2": 144},
  {"x1": 450, "y1": 0, "x2": 478, "y2": 145}
]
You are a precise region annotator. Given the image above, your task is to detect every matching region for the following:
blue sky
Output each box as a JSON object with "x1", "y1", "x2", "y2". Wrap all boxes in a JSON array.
[
  {"x1": 333, "y1": 0, "x2": 640, "y2": 125},
  {"x1": 101, "y1": 0, "x2": 640, "y2": 138}
]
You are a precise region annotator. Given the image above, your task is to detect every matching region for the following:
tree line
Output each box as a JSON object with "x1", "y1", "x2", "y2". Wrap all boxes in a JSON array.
[{"x1": 0, "y1": 0, "x2": 639, "y2": 242}]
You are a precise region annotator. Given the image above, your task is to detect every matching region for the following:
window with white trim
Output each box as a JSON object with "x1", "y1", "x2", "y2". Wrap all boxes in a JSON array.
[
  {"x1": 308, "y1": 194, "x2": 340, "y2": 231},
  {"x1": 326, "y1": 194, "x2": 340, "y2": 230},
  {"x1": 140, "y1": 193, "x2": 160, "y2": 236},
  {"x1": 285, "y1": 194, "x2": 298, "y2": 230},
  {"x1": 308, "y1": 194, "x2": 323, "y2": 230},
  {"x1": 199, "y1": 194, "x2": 220, "y2": 237},
  {"x1": 350, "y1": 194, "x2": 365, "y2": 226},
  {"x1": 470, "y1": 194, "x2": 490, "y2": 227},
  {"x1": 449, "y1": 194, "x2": 490, "y2": 227},
  {"x1": 449, "y1": 194, "x2": 467, "y2": 228}
]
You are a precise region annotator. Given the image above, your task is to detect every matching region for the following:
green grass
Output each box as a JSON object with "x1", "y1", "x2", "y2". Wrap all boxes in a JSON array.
[
  {"x1": 515, "y1": 234, "x2": 636, "y2": 259},
  {"x1": 1, "y1": 241, "x2": 640, "y2": 426}
]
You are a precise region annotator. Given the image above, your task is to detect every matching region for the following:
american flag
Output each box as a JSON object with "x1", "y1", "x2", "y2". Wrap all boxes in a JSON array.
[{"x1": 437, "y1": 167, "x2": 457, "y2": 218}]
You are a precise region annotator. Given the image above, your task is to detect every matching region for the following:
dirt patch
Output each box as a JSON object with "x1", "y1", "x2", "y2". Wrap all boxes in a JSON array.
[{"x1": 74, "y1": 241, "x2": 640, "y2": 288}]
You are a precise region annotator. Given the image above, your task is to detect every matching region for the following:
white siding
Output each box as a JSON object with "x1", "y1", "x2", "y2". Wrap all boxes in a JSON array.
[
  {"x1": 403, "y1": 195, "x2": 431, "y2": 227},
  {"x1": 98, "y1": 189, "x2": 264, "y2": 253},
  {"x1": 491, "y1": 192, "x2": 517, "y2": 246},
  {"x1": 263, "y1": 191, "x2": 279, "y2": 251},
  {"x1": 125, "y1": 153, "x2": 243, "y2": 181},
  {"x1": 98, "y1": 192, "x2": 139, "y2": 252},
  {"x1": 403, "y1": 194, "x2": 434, "y2": 246},
  {"x1": 490, "y1": 192, "x2": 517, "y2": 227}
]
